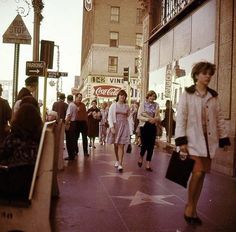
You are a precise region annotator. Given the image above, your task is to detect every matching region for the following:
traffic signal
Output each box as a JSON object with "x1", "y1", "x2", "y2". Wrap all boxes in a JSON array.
[
  {"x1": 123, "y1": 67, "x2": 129, "y2": 82},
  {"x1": 40, "y1": 40, "x2": 54, "y2": 69}
]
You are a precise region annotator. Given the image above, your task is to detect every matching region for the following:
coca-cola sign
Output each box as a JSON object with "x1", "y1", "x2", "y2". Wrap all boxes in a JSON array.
[{"x1": 93, "y1": 85, "x2": 121, "y2": 97}]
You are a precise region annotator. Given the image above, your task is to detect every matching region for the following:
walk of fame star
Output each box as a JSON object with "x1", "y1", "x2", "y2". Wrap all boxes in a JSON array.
[
  {"x1": 113, "y1": 191, "x2": 174, "y2": 206},
  {"x1": 101, "y1": 171, "x2": 143, "y2": 180}
]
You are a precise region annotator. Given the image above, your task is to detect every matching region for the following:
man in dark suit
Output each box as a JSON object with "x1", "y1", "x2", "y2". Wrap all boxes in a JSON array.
[
  {"x1": 52, "y1": 93, "x2": 68, "y2": 122},
  {"x1": 75, "y1": 93, "x2": 89, "y2": 156}
]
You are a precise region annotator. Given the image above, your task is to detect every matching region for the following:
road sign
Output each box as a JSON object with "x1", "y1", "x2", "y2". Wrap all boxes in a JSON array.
[
  {"x1": 60, "y1": 72, "x2": 68, "y2": 77},
  {"x1": 26, "y1": 61, "x2": 46, "y2": 76},
  {"x1": 47, "y1": 71, "x2": 60, "y2": 78},
  {"x1": 47, "y1": 71, "x2": 68, "y2": 78},
  {"x1": 3, "y1": 14, "x2": 31, "y2": 44}
]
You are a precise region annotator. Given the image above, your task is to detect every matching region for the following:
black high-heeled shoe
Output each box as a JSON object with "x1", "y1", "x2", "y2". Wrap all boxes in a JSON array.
[
  {"x1": 193, "y1": 216, "x2": 202, "y2": 225},
  {"x1": 138, "y1": 161, "x2": 142, "y2": 167},
  {"x1": 184, "y1": 214, "x2": 195, "y2": 225},
  {"x1": 146, "y1": 167, "x2": 153, "y2": 172},
  {"x1": 184, "y1": 214, "x2": 202, "y2": 225}
]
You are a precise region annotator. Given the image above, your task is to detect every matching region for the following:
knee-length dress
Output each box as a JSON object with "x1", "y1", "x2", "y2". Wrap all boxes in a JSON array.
[
  {"x1": 87, "y1": 107, "x2": 100, "y2": 137},
  {"x1": 107, "y1": 103, "x2": 130, "y2": 144}
]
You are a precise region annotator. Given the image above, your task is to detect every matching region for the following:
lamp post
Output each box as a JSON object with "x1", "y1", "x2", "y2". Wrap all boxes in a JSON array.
[
  {"x1": 32, "y1": 0, "x2": 44, "y2": 99},
  {"x1": 32, "y1": 0, "x2": 44, "y2": 61},
  {"x1": 54, "y1": 44, "x2": 60, "y2": 99}
]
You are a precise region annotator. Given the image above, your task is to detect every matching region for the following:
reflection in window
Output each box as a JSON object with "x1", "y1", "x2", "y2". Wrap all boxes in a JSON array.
[
  {"x1": 110, "y1": 32, "x2": 119, "y2": 47},
  {"x1": 148, "y1": 44, "x2": 214, "y2": 109},
  {"x1": 111, "y1": 7, "x2": 120, "y2": 22},
  {"x1": 108, "y1": 56, "x2": 118, "y2": 73},
  {"x1": 174, "y1": 88, "x2": 178, "y2": 104},
  {"x1": 179, "y1": 87, "x2": 183, "y2": 101}
]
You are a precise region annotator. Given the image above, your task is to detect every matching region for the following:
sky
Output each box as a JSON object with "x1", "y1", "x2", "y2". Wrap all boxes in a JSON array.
[{"x1": 0, "y1": 0, "x2": 83, "y2": 106}]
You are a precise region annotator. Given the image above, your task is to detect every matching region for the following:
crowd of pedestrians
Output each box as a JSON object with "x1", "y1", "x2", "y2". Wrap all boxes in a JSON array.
[{"x1": 0, "y1": 61, "x2": 231, "y2": 227}]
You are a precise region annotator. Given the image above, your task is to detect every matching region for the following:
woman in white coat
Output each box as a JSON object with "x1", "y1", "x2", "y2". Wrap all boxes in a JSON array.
[{"x1": 175, "y1": 61, "x2": 230, "y2": 225}]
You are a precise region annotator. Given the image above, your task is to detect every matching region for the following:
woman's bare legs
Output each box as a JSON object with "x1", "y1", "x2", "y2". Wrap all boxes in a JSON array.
[
  {"x1": 114, "y1": 144, "x2": 119, "y2": 161},
  {"x1": 185, "y1": 171, "x2": 205, "y2": 218},
  {"x1": 118, "y1": 144, "x2": 125, "y2": 165}
]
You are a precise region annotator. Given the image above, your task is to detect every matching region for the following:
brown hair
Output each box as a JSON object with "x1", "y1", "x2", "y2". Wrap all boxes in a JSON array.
[
  {"x1": 115, "y1": 89, "x2": 127, "y2": 102},
  {"x1": 20, "y1": 96, "x2": 40, "y2": 112},
  {"x1": 91, "y1": 99, "x2": 97, "y2": 104},
  {"x1": 75, "y1": 93, "x2": 82, "y2": 98},
  {"x1": 25, "y1": 76, "x2": 38, "y2": 86},
  {"x1": 11, "y1": 103, "x2": 43, "y2": 142},
  {"x1": 191, "y1": 61, "x2": 216, "y2": 83},
  {"x1": 146, "y1": 90, "x2": 157, "y2": 100}
]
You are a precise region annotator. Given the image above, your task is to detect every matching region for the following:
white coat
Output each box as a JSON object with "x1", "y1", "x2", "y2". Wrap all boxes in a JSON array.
[
  {"x1": 175, "y1": 85, "x2": 230, "y2": 158},
  {"x1": 107, "y1": 102, "x2": 116, "y2": 128}
]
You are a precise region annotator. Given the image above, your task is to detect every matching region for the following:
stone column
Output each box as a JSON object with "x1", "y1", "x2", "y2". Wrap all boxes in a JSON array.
[
  {"x1": 213, "y1": 0, "x2": 236, "y2": 176},
  {"x1": 32, "y1": 0, "x2": 44, "y2": 99}
]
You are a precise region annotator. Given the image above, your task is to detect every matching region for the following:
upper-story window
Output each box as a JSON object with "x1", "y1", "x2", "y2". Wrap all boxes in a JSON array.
[
  {"x1": 110, "y1": 6, "x2": 120, "y2": 22},
  {"x1": 136, "y1": 33, "x2": 143, "y2": 48},
  {"x1": 108, "y1": 56, "x2": 118, "y2": 73},
  {"x1": 135, "y1": 58, "x2": 139, "y2": 74},
  {"x1": 136, "y1": 8, "x2": 143, "y2": 24},
  {"x1": 110, "y1": 32, "x2": 119, "y2": 47}
]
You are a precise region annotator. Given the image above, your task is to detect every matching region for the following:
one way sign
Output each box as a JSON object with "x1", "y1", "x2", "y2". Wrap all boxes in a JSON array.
[{"x1": 26, "y1": 61, "x2": 46, "y2": 76}]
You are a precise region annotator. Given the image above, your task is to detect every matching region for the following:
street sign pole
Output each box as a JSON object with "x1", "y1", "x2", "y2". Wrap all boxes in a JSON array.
[
  {"x1": 42, "y1": 68, "x2": 48, "y2": 122},
  {"x1": 12, "y1": 44, "x2": 20, "y2": 105},
  {"x1": 3, "y1": 14, "x2": 32, "y2": 106}
]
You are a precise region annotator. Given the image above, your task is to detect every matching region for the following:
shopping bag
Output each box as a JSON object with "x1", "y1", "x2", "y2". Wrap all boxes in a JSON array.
[
  {"x1": 165, "y1": 151, "x2": 195, "y2": 188},
  {"x1": 126, "y1": 144, "x2": 132, "y2": 153}
]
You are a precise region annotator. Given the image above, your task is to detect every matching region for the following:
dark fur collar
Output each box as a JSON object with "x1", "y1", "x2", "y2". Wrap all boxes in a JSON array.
[{"x1": 185, "y1": 85, "x2": 218, "y2": 97}]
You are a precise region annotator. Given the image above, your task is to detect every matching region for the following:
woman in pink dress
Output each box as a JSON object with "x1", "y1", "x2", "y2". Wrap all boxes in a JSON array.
[{"x1": 107, "y1": 90, "x2": 130, "y2": 172}]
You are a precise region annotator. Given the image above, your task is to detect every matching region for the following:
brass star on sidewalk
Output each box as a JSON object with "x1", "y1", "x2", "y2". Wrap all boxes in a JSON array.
[
  {"x1": 101, "y1": 172, "x2": 143, "y2": 180},
  {"x1": 113, "y1": 191, "x2": 174, "y2": 206}
]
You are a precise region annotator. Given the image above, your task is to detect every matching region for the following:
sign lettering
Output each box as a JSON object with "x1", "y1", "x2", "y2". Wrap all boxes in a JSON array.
[
  {"x1": 26, "y1": 61, "x2": 45, "y2": 76},
  {"x1": 165, "y1": 64, "x2": 172, "y2": 98},
  {"x1": 93, "y1": 85, "x2": 121, "y2": 97},
  {"x1": 3, "y1": 14, "x2": 31, "y2": 44},
  {"x1": 110, "y1": 78, "x2": 124, "y2": 84}
]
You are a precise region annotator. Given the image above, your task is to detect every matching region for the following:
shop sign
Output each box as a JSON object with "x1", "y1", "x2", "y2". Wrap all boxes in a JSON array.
[
  {"x1": 165, "y1": 63, "x2": 172, "y2": 98},
  {"x1": 93, "y1": 85, "x2": 121, "y2": 97}
]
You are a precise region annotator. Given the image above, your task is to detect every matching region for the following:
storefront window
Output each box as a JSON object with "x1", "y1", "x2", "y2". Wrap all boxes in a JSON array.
[{"x1": 149, "y1": 43, "x2": 215, "y2": 110}]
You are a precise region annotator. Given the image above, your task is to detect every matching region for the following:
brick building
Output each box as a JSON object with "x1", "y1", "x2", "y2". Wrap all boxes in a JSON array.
[{"x1": 80, "y1": 0, "x2": 143, "y2": 105}]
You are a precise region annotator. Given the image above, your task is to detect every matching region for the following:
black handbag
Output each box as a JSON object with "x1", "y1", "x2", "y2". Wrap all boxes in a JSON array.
[
  {"x1": 126, "y1": 144, "x2": 132, "y2": 153},
  {"x1": 165, "y1": 151, "x2": 195, "y2": 188}
]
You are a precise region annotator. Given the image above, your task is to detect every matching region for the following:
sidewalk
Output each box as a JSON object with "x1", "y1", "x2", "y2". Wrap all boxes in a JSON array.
[{"x1": 51, "y1": 141, "x2": 236, "y2": 232}]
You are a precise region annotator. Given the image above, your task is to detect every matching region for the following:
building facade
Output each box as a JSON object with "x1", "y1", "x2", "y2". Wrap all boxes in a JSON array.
[
  {"x1": 80, "y1": 0, "x2": 143, "y2": 105},
  {"x1": 140, "y1": 0, "x2": 236, "y2": 176}
]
